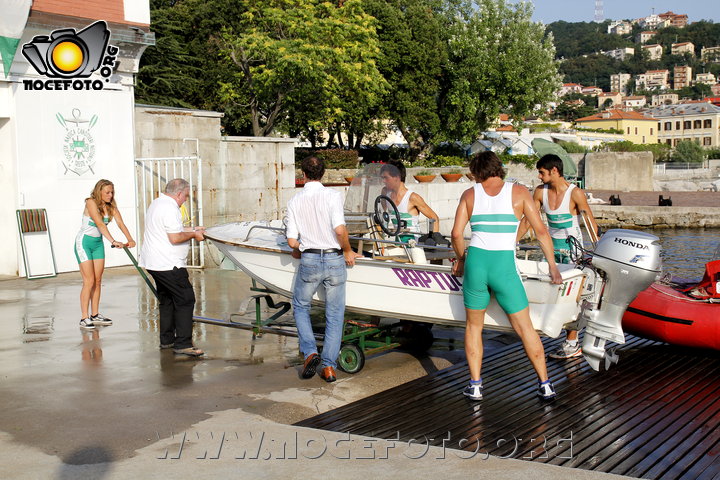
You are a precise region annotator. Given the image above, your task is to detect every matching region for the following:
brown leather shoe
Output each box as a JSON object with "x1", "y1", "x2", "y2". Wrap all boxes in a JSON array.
[
  {"x1": 319, "y1": 366, "x2": 336, "y2": 383},
  {"x1": 301, "y1": 353, "x2": 321, "y2": 379}
]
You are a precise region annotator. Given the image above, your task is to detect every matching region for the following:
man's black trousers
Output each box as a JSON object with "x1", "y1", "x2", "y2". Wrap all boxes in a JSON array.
[{"x1": 147, "y1": 267, "x2": 195, "y2": 349}]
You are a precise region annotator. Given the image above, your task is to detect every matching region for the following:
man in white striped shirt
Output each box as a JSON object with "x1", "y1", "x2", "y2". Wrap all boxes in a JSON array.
[{"x1": 286, "y1": 156, "x2": 361, "y2": 383}]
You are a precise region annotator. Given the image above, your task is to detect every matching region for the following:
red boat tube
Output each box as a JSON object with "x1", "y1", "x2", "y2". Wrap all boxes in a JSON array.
[{"x1": 623, "y1": 261, "x2": 720, "y2": 350}]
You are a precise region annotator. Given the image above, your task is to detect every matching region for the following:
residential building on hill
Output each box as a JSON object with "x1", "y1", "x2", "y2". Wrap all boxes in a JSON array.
[
  {"x1": 696, "y1": 73, "x2": 717, "y2": 86},
  {"x1": 608, "y1": 21, "x2": 632, "y2": 36},
  {"x1": 565, "y1": 99, "x2": 586, "y2": 107},
  {"x1": 671, "y1": 42, "x2": 695, "y2": 57},
  {"x1": 602, "y1": 48, "x2": 634, "y2": 61},
  {"x1": 598, "y1": 92, "x2": 622, "y2": 109},
  {"x1": 637, "y1": 31, "x2": 657, "y2": 44},
  {"x1": 674, "y1": 66, "x2": 692, "y2": 90},
  {"x1": 658, "y1": 11, "x2": 688, "y2": 28},
  {"x1": 641, "y1": 44, "x2": 663, "y2": 61},
  {"x1": 639, "y1": 15, "x2": 670, "y2": 30},
  {"x1": 636, "y1": 70, "x2": 670, "y2": 91},
  {"x1": 575, "y1": 109, "x2": 658, "y2": 144},
  {"x1": 623, "y1": 96, "x2": 647, "y2": 109},
  {"x1": 701, "y1": 46, "x2": 720, "y2": 63},
  {"x1": 648, "y1": 102, "x2": 720, "y2": 147},
  {"x1": 582, "y1": 86, "x2": 603, "y2": 97},
  {"x1": 611, "y1": 73, "x2": 632, "y2": 95},
  {"x1": 558, "y1": 83, "x2": 583, "y2": 96},
  {"x1": 652, "y1": 93, "x2": 679, "y2": 106}
]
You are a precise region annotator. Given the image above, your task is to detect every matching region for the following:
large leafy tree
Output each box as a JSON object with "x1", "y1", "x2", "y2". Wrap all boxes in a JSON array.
[
  {"x1": 440, "y1": 0, "x2": 561, "y2": 143},
  {"x1": 363, "y1": 0, "x2": 447, "y2": 157},
  {"x1": 138, "y1": 0, "x2": 386, "y2": 137},
  {"x1": 136, "y1": 0, "x2": 204, "y2": 109},
  {"x1": 216, "y1": 0, "x2": 387, "y2": 137}
]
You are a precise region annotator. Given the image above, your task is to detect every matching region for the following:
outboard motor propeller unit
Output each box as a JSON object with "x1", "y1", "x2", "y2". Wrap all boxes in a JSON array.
[{"x1": 579, "y1": 229, "x2": 662, "y2": 370}]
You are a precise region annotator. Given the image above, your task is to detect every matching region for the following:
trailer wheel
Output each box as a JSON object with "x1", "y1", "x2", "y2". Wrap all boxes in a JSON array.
[{"x1": 338, "y1": 343, "x2": 365, "y2": 374}]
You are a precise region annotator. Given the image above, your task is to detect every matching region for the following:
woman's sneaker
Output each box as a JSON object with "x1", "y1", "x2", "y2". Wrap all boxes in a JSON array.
[
  {"x1": 90, "y1": 314, "x2": 112, "y2": 326},
  {"x1": 548, "y1": 340, "x2": 582, "y2": 359},
  {"x1": 462, "y1": 383, "x2": 483, "y2": 401},
  {"x1": 538, "y1": 380, "x2": 557, "y2": 400},
  {"x1": 79, "y1": 318, "x2": 95, "y2": 330}
]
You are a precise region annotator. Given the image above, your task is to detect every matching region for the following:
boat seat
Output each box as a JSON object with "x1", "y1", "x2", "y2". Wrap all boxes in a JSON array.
[{"x1": 345, "y1": 213, "x2": 372, "y2": 235}]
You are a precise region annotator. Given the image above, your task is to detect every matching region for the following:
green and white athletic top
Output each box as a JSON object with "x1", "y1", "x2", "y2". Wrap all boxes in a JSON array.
[
  {"x1": 541, "y1": 184, "x2": 583, "y2": 251},
  {"x1": 77, "y1": 215, "x2": 109, "y2": 238},
  {"x1": 396, "y1": 190, "x2": 421, "y2": 236},
  {"x1": 468, "y1": 182, "x2": 519, "y2": 251}
]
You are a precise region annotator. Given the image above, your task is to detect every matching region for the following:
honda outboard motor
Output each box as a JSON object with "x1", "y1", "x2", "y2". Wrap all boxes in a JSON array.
[{"x1": 579, "y1": 229, "x2": 662, "y2": 370}]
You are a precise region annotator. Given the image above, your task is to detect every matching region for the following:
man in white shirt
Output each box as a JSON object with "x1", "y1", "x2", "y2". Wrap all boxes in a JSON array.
[
  {"x1": 139, "y1": 178, "x2": 206, "y2": 356},
  {"x1": 286, "y1": 156, "x2": 361, "y2": 382}
]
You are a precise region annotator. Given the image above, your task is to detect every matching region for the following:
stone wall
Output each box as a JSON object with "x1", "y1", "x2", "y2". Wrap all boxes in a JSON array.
[
  {"x1": 584, "y1": 152, "x2": 654, "y2": 191},
  {"x1": 134, "y1": 106, "x2": 297, "y2": 268},
  {"x1": 593, "y1": 206, "x2": 720, "y2": 228},
  {"x1": 214, "y1": 137, "x2": 296, "y2": 226}
]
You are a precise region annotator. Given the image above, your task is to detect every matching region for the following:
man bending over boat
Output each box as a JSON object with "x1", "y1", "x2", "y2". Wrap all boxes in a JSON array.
[
  {"x1": 286, "y1": 155, "x2": 362, "y2": 383},
  {"x1": 516, "y1": 154, "x2": 599, "y2": 360},
  {"x1": 451, "y1": 151, "x2": 562, "y2": 401},
  {"x1": 380, "y1": 161, "x2": 442, "y2": 244}
]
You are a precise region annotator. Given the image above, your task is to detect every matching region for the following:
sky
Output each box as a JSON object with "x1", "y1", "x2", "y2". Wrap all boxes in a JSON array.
[{"x1": 524, "y1": 0, "x2": 718, "y2": 24}]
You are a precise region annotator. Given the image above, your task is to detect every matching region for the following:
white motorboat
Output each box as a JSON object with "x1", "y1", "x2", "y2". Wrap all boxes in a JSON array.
[{"x1": 205, "y1": 165, "x2": 662, "y2": 370}]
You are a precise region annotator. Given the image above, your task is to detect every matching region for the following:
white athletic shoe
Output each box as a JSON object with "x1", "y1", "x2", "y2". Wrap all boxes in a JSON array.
[
  {"x1": 538, "y1": 380, "x2": 557, "y2": 400},
  {"x1": 462, "y1": 383, "x2": 483, "y2": 401},
  {"x1": 548, "y1": 340, "x2": 582, "y2": 359},
  {"x1": 79, "y1": 318, "x2": 95, "y2": 330},
  {"x1": 91, "y1": 313, "x2": 112, "y2": 326}
]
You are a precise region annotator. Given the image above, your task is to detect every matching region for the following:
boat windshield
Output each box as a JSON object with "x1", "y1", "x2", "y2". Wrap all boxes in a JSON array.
[{"x1": 343, "y1": 163, "x2": 387, "y2": 214}]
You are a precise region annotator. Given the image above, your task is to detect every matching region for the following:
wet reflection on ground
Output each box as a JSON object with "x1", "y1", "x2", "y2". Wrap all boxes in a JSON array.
[{"x1": 0, "y1": 266, "x2": 458, "y2": 465}]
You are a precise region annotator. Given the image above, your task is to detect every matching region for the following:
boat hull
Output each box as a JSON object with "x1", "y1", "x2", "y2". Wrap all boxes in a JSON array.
[
  {"x1": 208, "y1": 233, "x2": 586, "y2": 338},
  {"x1": 623, "y1": 283, "x2": 720, "y2": 350}
]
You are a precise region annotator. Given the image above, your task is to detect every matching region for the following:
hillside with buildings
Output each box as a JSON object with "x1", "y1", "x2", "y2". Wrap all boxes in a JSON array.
[{"x1": 538, "y1": 11, "x2": 720, "y2": 151}]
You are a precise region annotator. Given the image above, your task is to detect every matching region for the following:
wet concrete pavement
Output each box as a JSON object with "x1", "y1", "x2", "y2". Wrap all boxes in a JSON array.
[{"x1": 0, "y1": 267, "x2": 629, "y2": 479}]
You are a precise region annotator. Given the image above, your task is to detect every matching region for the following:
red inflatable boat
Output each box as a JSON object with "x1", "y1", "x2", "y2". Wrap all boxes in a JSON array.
[{"x1": 622, "y1": 260, "x2": 720, "y2": 350}]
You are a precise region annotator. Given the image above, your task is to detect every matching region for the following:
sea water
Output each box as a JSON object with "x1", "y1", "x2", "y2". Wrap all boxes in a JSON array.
[{"x1": 653, "y1": 228, "x2": 720, "y2": 281}]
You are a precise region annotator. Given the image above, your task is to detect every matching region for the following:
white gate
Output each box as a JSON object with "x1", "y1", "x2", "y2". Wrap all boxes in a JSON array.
[{"x1": 135, "y1": 156, "x2": 204, "y2": 267}]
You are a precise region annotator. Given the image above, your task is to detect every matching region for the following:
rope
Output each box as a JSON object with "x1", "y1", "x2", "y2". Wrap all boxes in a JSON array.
[{"x1": 646, "y1": 283, "x2": 716, "y2": 303}]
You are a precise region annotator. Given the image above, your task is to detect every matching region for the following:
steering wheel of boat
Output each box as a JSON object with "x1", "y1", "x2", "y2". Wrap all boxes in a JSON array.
[{"x1": 373, "y1": 195, "x2": 402, "y2": 237}]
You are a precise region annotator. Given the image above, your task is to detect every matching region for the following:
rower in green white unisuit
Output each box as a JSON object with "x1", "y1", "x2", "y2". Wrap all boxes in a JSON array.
[
  {"x1": 517, "y1": 154, "x2": 599, "y2": 360},
  {"x1": 74, "y1": 179, "x2": 135, "y2": 330},
  {"x1": 380, "y1": 161, "x2": 440, "y2": 243}
]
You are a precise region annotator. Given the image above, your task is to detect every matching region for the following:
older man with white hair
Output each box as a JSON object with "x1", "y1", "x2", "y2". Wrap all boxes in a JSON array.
[{"x1": 140, "y1": 178, "x2": 207, "y2": 357}]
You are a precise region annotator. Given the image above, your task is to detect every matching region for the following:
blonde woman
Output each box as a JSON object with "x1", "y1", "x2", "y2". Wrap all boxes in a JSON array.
[{"x1": 74, "y1": 179, "x2": 135, "y2": 329}]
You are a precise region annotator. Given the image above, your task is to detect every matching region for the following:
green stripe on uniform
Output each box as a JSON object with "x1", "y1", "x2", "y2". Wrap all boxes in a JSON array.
[
  {"x1": 470, "y1": 224, "x2": 519, "y2": 233},
  {"x1": 547, "y1": 213, "x2": 572, "y2": 229},
  {"x1": 470, "y1": 214, "x2": 518, "y2": 223},
  {"x1": 548, "y1": 220, "x2": 573, "y2": 229}
]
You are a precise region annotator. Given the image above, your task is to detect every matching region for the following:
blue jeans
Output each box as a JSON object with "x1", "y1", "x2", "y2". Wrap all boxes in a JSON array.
[{"x1": 292, "y1": 252, "x2": 347, "y2": 368}]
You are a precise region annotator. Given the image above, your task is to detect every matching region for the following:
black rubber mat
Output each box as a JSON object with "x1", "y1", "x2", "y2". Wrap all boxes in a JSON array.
[{"x1": 296, "y1": 335, "x2": 720, "y2": 479}]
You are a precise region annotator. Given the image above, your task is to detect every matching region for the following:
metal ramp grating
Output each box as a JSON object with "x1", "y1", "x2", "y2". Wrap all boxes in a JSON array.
[{"x1": 296, "y1": 336, "x2": 720, "y2": 479}]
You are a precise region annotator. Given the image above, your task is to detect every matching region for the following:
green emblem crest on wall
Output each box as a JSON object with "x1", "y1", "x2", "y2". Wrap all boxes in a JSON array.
[{"x1": 57, "y1": 108, "x2": 98, "y2": 176}]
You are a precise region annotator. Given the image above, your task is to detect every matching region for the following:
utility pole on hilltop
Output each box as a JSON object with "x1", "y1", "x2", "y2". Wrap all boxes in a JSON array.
[{"x1": 594, "y1": 0, "x2": 604, "y2": 23}]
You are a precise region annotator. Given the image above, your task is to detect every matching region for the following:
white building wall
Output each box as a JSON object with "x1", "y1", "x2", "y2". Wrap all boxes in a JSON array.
[
  {"x1": 0, "y1": 84, "x2": 20, "y2": 275},
  {"x1": 123, "y1": 0, "x2": 151, "y2": 24},
  {"x1": 12, "y1": 87, "x2": 137, "y2": 274}
]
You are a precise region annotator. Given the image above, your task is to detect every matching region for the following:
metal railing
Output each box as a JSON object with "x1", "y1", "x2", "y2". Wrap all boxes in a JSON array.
[{"x1": 134, "y1": 155, "x2": 204, "y2": 267}]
